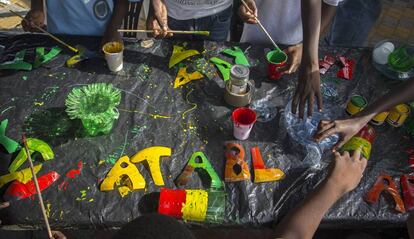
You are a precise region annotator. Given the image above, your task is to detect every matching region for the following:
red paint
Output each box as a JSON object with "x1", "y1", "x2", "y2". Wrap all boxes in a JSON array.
[
  {"x1": 65, "y1": 161, "x2": 83, "y2": 179},
  {"x1": 337, "y1": 56, "x2": 355, "y2": 80},
  {"x1": 401, "y1": 174, "x2": 414, "y2": 212},
  {"x1": 232, "y1": 108, "x2": 257, "y2": 125},
  {"x1": 406, "y1": 148, "x2": 414, "y2": 155},
  {"x1": 4, "y1": 171, "x2": 60, "y2": 201},
  {"x1": 158, "y1": 188, "x2": 186, "y2": 219},
  {"x1": 58, "y1": 181, "x2": 69, "y2": 191},
  {"x1": 365, "y1": 173, "x2": 405, "y2": 213},
  {"x1": 251, "y1": 146, "x2": 265, "y2": 169}
]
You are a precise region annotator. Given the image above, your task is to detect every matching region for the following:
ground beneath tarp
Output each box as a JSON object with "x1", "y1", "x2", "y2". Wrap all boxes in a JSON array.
[{"x1": 0, "y1": 33, "x2": 412, "y2": 229}]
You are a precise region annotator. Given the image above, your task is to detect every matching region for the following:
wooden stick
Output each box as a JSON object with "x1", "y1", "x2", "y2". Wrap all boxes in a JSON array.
[
  {"x1": 22, "y1": 134, "x2": 53, "y2": 239},
  {"x1": 240, "y1": 0, "x2": 281, "y2": 51},
  {"x1": 9, "y1": 10, "x2": 78, "y2": 53},
  {"x1": 118, "y1": 29, "x2": 210, "y2": 36}
]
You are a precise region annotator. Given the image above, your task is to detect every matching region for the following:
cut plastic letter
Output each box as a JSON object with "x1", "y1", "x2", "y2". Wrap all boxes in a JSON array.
[
  {"x1": 9, "y1": 138, "x2": 54, "y2": 173},
  {"x1": 169, "y1": 45, "x2": 200, "y2": 68},
  {"x1": 251, "y1": 146, "x2": 285, "y2": 183},
  {"x1": 174, "y1": 67, "x2": 204, "y2": 88},
  {"x1": 0, "y1": 164, "x2": 42, "y2": 188},
  {"x1": 222, "y1": 47, "x2": 250, "y2": 67},
  {"x1": 210, "y1": 57, "x2": 232, "y2": 81},
  {"x1": 401, "y1": 174, "x2": 414, "y2": 212},
  {"x1": 130, "y1": 146, "x2": 172, "y2": 186},
  {"x1": 100, "y1": 156, "x2": 145, "y2": 191},
  {"x1": 365, "y1": 173, "x2": 405, "y2": 213},
  {"x1": 176, "y1": 151, "x2": 224, "y2": 190},
  {"x1": 224, "y1": 143, "x2": 251, "y2": 182},
  {"x1": 0, "y1": 119, "x2": 20, "y2": 154}
]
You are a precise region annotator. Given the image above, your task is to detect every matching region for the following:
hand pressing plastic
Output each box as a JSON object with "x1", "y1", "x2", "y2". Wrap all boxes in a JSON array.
[
  {"x1": 327, "y1": 149, "x2": 367, "y2": 196},
  {"x1": 147, "y1": 0, "x2": 172, "y2": 38},
  {"x1": 314, "y1": 116, "x2": 369, "y2": 151},
  {"x1": 291, "y1": 63, "x2": 322, "y2": 118},
  {"x1": 22, "y1": 9, "x2": 45, "y2": 32},
  {"x1": 278, "y1": 43, "x2": 303, "y2": 75},
  {"x1": 238, "y1": 0, "x2": 258, "y2": 24}
]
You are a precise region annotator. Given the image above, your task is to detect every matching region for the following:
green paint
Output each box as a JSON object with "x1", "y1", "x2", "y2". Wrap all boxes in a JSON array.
[
  {"x1": 266, "y1": 50, "x2": 288, "y2": 64},
  {"x1": 350, "y1": 95, "x2": 367, "y2": 107},
  {"x1": 9, "y1": 138, "x2": 54, "y2": 173},
  {"x1": 210, "y1": 57, "x2": 232, "y2": 81},
  {"x1": 22, "y1": 76, "x2": 28, "y2": 81},
  {"x1": 222, "y1": 47, "x2": 250, "y2": 67},
  {"x1": 388, "y1": 46, "x2": 414, "y2": 72},
  {"x1": 206, "y1": 190, "x2": 226, "y2": 223},
  {"x1": 0, "y1": 119, "x2": 20, "y2": 154},
  {"x1": 0, "y1": 50, "x2": 32, "y2": 71}
]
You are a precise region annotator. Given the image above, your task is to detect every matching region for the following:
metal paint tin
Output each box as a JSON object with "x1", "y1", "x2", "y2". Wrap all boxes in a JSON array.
[
  {"x1": 346, "y1": 95, "x2": 367, "y2": 116},
  {"x1": 229, "y1": 65, "x2": 249, "y2": 94},
  {"x1": 386, "y1": 104, "x2": 411, "y2": 127},
  {"x1": 371, "y1": 111, "x2": 390, "y2": 125},
  {"x1": 341, "y1": 125, "x2": 376, "y2": 160}
]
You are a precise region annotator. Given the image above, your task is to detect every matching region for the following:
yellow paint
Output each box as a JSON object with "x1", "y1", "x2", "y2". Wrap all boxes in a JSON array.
[
  {"x1": 169, "y1": 45, "x2": 200, "y2": 68},
  {"x1": 182, "y1": 89, "x2": 197, "y2": 119},
  {"x1": 181, "y1": 190, "x2": 208, "y2": 222},
  {"x1": 130, "y1": 146, "x2": 172, "y2": 186},
  {"x1": 118, "y1": 186, "x2": 131, "y2": 197},
  {"x1": 102, "y1": 41, "x2": 124, "y2": 54},
  {"x1": 174, "y1": 67, "x2": 204, "y2": 89},
  {"x1": 0, "y1": 164, "x2": 42, "y2": 188},
  {"x1": 254, "y1": 169, "x2": 285, "y2": 183},
  {"x1": 98, "y1": 160, "x2": 105, "y2": 165},
  {"x1": 88, "y1": 199, "x2": 94, "y2": 202},
  {"x1": 386, "y1": 103, "x2": 411, "y2": 127},
  {"x1": 100, "y1": 156, "x2": 146, "y2": 191},
  {"x1": 118, "y1": 108, "x2": 171, "y2": 119},
  {"x1": 371, "y1": 111, "x2": 390, "y2": 125},
  {"x1": 34, "y1": 102, "x2": 44, "y2": 106},
  {"x1": 45, "y1": 203, "x2": 51, "y2": 218}
]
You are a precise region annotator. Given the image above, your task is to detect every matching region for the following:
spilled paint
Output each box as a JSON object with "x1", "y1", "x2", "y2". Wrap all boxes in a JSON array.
[{"x1": 66, "y1": 161, "x2": 83, "y2": 179}]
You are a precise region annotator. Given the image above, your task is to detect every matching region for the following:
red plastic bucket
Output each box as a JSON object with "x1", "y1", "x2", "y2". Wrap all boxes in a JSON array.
[{"x1": 232, "y1": 108, "x2": 257, "y2": 140}]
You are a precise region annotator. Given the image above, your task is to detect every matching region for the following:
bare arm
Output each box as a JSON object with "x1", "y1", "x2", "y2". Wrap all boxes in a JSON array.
[
  {"x1": 321, "y1": 2, "x2": 337, "y2": 36},
  {"x1": 274, "y1": 150, "x2": 367, "y2": 239},
  {"x1": 315, "y1": 78, "x2": 414, "y2": 150},
  {"x1": 291, "y1": 0, "x2": 322, "y2": 118},
  {"x1": 102, "y1": 0, "x2": 131, "y2": 45}
]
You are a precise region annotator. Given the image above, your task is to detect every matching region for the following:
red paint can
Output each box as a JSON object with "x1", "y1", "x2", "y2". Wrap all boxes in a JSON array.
[{"x1": 266, "y1": 50, "x2": 288, "y2": 80}]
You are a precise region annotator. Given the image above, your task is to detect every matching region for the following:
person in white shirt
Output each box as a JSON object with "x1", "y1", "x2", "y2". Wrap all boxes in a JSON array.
[
  {"x1": 146, "y1": 0, "x2": 233, "y2": 41},
  {"x1": 239, "y1": 0, "x2": 342, "y2": 119}
]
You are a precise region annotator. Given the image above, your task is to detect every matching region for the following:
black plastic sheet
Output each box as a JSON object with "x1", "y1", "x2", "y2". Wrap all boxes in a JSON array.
[{"x1": 0, "y1": 33, "x2": 412, "y2": 229}]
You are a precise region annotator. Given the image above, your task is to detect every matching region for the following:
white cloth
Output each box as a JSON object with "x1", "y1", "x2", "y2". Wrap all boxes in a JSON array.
[
  {"x1": 166, "y1": 0, "x2": 232, "y2": 20},
  {"x1": 240, "y1": 0, "x2": 342, "y2": 45}
]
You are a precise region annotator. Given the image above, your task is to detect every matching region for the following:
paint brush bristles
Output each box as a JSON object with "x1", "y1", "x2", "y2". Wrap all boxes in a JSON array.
[{"x1": 22, "y1": 134, "x2": 53, "y2": 239}]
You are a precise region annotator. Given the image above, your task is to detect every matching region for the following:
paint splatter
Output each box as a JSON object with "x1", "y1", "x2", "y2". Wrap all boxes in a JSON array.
[
  {"x1": 119, "y1": 108, "x2": 171, "y2": 119},
  {"x1": 22, "y1": 76, "x2": 28, "y2": 81},
  {"x1": 75, "y1": 187, "x2": 93, "y2": 202},
  {"x1": 34, "y1": 102, "x2": 44, "y2": 106},
  {"x1": 181, "y1": 89, "x2": 197, "y2": 119},
  {"x1": 45, "y1": 203, "x2": 51, "y2": 218},
  {"x1": 66, "y1": 161, "x2": 83, "y2": 179}
]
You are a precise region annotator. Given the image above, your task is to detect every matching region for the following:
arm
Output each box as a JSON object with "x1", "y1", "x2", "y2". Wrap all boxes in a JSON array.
[
  {"x1": 146, "y1": 0, "x2": 172, "y2": 38},
  {"x1": 321, "y1": 2, "x2": 337, "y2": 36},
  {"x1": 102, "y1": 0, "x2": 131, "y2": 46},
  {"x1": 274, "y1": 149, "x2": 367, "y2": 239},
  {"x1": 291, "y1": 0, "x2": 322, "y2": 118},
  {"x1": 22, "y1": 0, "x2": 45, "y2": 32},
  {"x1": 314, "y1": 78, "x2": 414, "y2": 150}
]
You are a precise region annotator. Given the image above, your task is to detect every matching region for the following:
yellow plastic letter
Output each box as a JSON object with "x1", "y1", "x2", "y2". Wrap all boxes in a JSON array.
[
  {"x1": 0, "y1": 164, "x2": 43, "y2": 188},
  {"x1": 130, "y1": 146, "x2": 172, "y2": 186},
  {"x1": 100, "y1": 156, "x2": 145, "y2": 191}
]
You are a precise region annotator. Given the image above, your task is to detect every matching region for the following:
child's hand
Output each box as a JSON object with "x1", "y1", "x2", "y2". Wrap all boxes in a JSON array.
[
  {"x1": 314, "y1": 117, "x2": 369, "y2": 151},
  {"x1": 22, "y1": 9, "x2": 45, "y2": 32},
  {"x1": 51, "y1": 231, "x2": 67, "y2": 239},
  {"x1": 146, "y1": 0, "x2": 172, "y2": 38},
  {"x1": 278, "y1": 43, "x2": 302, "y2": 74},
  {"x1": 238, "y1": 0, "x2": 258, "y2": 24},
  {"x1": 327, "y1": 149, "x2": 367, "y2": 196}
]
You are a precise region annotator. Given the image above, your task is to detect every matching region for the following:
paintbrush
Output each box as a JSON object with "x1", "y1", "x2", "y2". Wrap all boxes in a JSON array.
[
  {"x1": 240, "y1": 0, "x2": 281, "y2": 51},
  {"x1": 22, "y1": 134, "x2": 53, "y2": 239},
  {"x1": 118, "y1": 29, "x2": 210, "y2": 36},
  {"x1": 9, "y1": 10, "x2": 79, "y2": 53}
]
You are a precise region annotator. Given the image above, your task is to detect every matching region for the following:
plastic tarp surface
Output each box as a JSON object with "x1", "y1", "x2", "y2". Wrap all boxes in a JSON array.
[{"x1": 0, "y1": 34, "x2": 412, "y2": 228}]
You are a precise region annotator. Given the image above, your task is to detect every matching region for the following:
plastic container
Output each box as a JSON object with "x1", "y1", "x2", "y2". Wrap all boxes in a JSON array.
[
  {"x1": 232, "y1": 108, "x2": 257, "y2": 140},
  {"x1": 266, "y1": 50, "x2": 287, "y2": 80}
]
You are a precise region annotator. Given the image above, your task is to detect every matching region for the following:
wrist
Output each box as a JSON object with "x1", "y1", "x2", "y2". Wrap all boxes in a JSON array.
[{"x1": 324, "y1": 177, "x2": 349, "y2": 199}]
